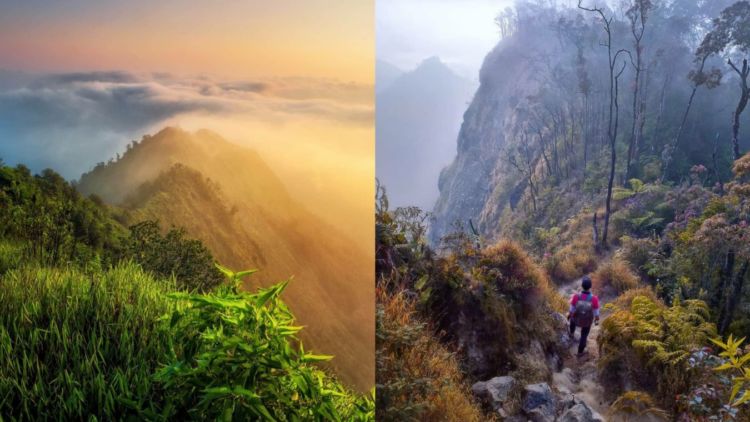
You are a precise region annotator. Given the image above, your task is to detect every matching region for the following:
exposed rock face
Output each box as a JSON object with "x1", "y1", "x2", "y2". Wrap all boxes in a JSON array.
[
  {"x1": 471, "y1": 376, "x2": 516, "y2": 415},
  {"x1": 523, "y1": 383, "x2": 557, "y2": 422},
  {"x1": 429, "y1": 11, "x2": 581, "y2": 244}
]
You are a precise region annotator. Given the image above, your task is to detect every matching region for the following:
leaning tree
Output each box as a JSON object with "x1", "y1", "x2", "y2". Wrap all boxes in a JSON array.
[{"x1": 697, "y1": 1, "x2": 750, "y2": 160}]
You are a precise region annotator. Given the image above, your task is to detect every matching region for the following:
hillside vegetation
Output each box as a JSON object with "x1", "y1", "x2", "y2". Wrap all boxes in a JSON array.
[{"x1": 0, "y1": 160, "x2": 374, "y2": 420}]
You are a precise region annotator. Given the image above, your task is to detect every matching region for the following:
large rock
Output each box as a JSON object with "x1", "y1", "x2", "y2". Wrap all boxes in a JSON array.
[
  {"x1": 472, "y1": 376, "x2": 516, "y2": 415},
  {"x1": 522, "y1": 383, "x2": 557, "y2": 422},
  {"x1": 559, "y1": 403, "x2": 593, "y2": 422},
  {"x1": 557, "y1": 395, "x2": 604, "y2": 422}
]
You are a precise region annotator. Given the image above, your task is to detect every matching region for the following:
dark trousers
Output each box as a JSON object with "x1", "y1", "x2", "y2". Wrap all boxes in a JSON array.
[{"x1": 569, "y1": 320, "x2": 591, "y2": 354}]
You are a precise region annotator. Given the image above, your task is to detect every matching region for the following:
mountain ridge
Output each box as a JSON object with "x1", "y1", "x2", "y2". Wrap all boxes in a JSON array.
[{"x1": 78, "y1": 127, "x2": 375, "y2": 391}]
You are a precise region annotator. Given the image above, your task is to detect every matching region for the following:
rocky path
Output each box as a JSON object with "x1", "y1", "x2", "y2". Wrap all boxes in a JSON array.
[{"x1": 551, "y1": 279, "x2": 609, "y2": 421}]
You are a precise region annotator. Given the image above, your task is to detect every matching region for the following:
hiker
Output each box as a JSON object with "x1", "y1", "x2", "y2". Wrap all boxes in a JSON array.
[{"x1": 567, "y1": 275, "x2": 600, "y2": 357}]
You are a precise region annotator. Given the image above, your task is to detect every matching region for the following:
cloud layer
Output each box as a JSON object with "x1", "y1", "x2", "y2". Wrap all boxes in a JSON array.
[{"x1": 0, "y1": 71, "x2": 373, "y2": 178}]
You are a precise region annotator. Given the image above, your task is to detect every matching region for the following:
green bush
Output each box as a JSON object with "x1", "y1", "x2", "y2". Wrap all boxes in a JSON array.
[
  {"x1": 0, "y1": 164, "x2": 127, "y2": 266},
  {"x1": 156, "y1": 265, "x2": 374, "y2": 421},
  {"x1": 125, "y1": 220, "x2": 223, "y2": 292},
  {"x1": 598, "y1": 294, "x2": 717, "y2": 410}
]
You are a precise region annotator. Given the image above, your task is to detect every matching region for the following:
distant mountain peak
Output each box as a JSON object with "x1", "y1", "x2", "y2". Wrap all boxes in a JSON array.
[
  {"x1": 376, "y1": 59, "x2": 405, "y2": 93},
  {"x1": 414, "y1": 56, "x2": 454, "y2": 75},
  {"x1": 419, "y1": 56, "x2": 444, "y2": 67}
]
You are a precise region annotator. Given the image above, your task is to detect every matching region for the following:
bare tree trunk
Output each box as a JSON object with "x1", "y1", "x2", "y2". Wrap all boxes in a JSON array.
[
  {"x1": 626, "y1": 45, "x2": 642, "y2": 180},
  {"x1": 579, "y1": 1, "x2": 630, "y2": 249},
  {"x1": 654, "y1": 73, "x2": 670, "y2": 138},
  {"x1": 592, "y1": 212, "x2": 599, "y2": 251},
  {"x1": 635, "y1": 66, "x2": 650, "y2": 167},
  {"x1": 603, "y1": 63, "x2": 627, "y2": 248},
  {"x1": 728, "y1": 58, "x2": 749, "y2": 160},
  {"x1": 662, "y1": 56, "x2": 708, "y2": 182},
  {"x1": 719, "y1": 253, "x2": 749, "y2": 335},
  {"x1": 625, "y1": 0, "x2": 649, "y2": 180},
  {"x1": 712, "y1": 132, "x2": 724, "y2": 193},
  {"x1": 583, "y1": 94, "x2": 589, "y2": 178}
]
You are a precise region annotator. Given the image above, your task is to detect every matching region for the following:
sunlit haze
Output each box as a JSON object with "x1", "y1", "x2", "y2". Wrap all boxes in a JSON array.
[{"x1": 0, "y1": 0, "x2": 374, "y2": 246}]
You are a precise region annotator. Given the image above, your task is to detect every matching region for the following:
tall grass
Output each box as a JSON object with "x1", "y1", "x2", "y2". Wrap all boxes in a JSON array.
[
  {"x1": 0, "y1": 262, "x2": 173, "y2": 419},
  {"x1": 0, "y1": 240, "x2": 24, "y2": 274},
  {"x1": 0, "y1": 262, "x2": 374, "y2": 420}
]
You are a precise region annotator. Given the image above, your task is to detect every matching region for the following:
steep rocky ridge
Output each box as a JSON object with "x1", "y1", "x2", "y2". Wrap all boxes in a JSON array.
[{"x1": 430, "y1": 19, "x2": 575, "y2": 243}]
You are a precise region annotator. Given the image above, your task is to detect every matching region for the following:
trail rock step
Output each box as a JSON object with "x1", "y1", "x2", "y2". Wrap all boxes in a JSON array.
[{"x1": 523, "y1": 383, "x2": 557, "y2": 422}]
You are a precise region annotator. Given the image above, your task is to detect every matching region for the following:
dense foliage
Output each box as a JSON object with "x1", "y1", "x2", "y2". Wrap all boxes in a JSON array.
[
  {"x1": 126, "y1": 220, "x2": 223, "y2": 292},
  {"x1": 155, "y1": 265, "x2": 374, "y2": 421},
  {"x1": 598, "y1": 294, "x2": 716, "y2": 409},
  {"x1": 0, "y1": 163, "x2": 222, "y2": 291},
  {"x1": 0, "y1": 164, "x2": 126, "y2": 267}
]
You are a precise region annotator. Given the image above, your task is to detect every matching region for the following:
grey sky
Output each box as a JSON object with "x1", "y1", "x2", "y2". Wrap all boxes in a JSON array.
[{"x1": 376, "y1": 0, "x2": 513, "y2": 80}]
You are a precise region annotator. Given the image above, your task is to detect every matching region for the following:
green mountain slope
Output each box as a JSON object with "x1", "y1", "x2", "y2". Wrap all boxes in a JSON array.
[{"x1": 78, "y1": 127, "x2": 374, "y2": 391}]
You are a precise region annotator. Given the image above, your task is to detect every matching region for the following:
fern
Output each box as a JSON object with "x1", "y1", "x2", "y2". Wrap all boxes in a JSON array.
[{"x1": 599, "y1": 293, "x2": 718, "y2": 412}]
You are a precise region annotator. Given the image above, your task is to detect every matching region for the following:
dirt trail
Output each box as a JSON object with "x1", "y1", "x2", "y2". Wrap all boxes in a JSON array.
[{"x1": 552, "y1": 278, "x2": 610, "y2": 420}]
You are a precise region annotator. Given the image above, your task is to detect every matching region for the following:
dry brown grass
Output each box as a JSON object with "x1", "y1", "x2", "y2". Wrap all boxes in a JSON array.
[
  {"x1": 592, "y1": 257, "x2": 640, "y2": 296},
  {"x1": 545, "y1": 233, "x2": 598, "y2": 284},
  {"x1": 480, "y1": 240, "x2": 567, "y2": 312},
  {"x1": 376, "y1": 286, "x2": 488, "y2": 422}
]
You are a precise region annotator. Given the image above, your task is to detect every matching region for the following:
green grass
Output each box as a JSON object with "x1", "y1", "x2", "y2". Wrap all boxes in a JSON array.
[
  {"x1": 0, "y1": 263, "x2": 374, "y2": 421},
  {"x1": 0, "y1": 262, "x2": 173, "y2": 420},
  {"x1": 0, "y1": 240, "x2": 24, "y2": 275}
]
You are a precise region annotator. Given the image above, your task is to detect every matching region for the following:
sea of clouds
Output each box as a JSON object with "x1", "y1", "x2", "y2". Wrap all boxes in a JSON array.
[{"x1": 0, "y1": 70, "x2": 373, "y2": 178}]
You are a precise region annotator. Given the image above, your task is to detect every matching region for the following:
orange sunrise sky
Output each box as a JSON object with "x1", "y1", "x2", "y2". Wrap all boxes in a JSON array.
[
  {"x1": 0, "y1": 0, "x2": 373, "y2": 83},
  {"x1": 0, "y1": 0, "x2": 374, "y2": 247}
]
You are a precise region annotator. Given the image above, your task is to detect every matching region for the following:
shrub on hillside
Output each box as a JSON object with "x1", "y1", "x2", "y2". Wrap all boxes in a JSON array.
[
  {"x1": 476, "y1": 240, "x2": 554, "y2": 302},
  {"x1": 157, "y1": 265, "x2": 373, "y2": 421},
  {"x1": 417, "y1": 239, "x2": 567, "y2": 380},
  {"x1": 592, "y1": 257, "x2": 640, "y2": 295},
  {"x1": 544, "y1": 233, "x2": 597, "y2": 284},
  {"x1": 0, "y1": 263, "x2": 373, "y2": 420},
  {"x1": 126, "y1": 220, "x2": 223, "y2": 292},
  {"x1": 672, "y1": 335, "x2": 750, "y2": 420},
  {"x1": 610, "y1": 287, "x2": 659, "y2": 309},
  {"x1": 620, "y1": 236, "x2": 659, "y2": 275}
]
